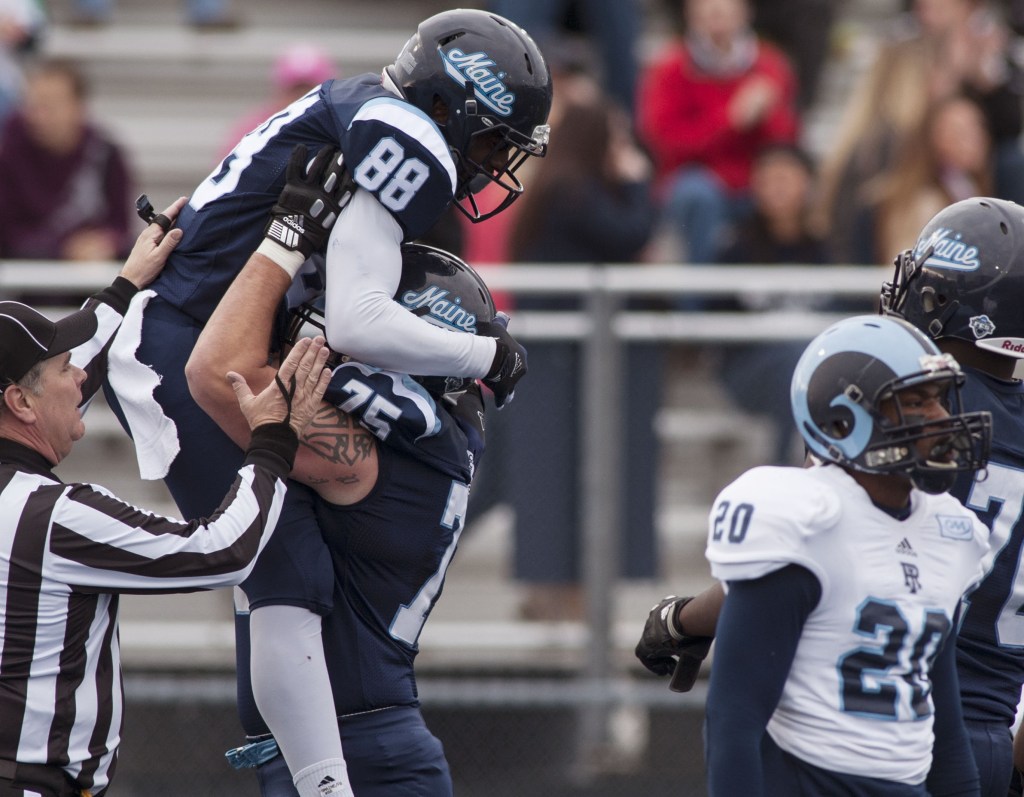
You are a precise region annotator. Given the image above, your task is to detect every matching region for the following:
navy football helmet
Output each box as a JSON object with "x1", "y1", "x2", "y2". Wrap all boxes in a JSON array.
[
  {"x1": 385, "y1": 9, "x2": 552, "y2": 222},
  {"x1": 287, "y1": 243, "x2": 497, "y2": 396},
  {"x1": 791, "y1": 315, "x2": 991, "y2": 494},
  {"x1": 881, "y1": 197, "x2": 1024, "y2": 358}
]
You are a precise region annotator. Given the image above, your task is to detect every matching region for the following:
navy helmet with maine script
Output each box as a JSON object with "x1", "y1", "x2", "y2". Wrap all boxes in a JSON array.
[
  {"x1": 288, "y1": 243, "x2": 497, "y2": 396},
  {"x1": 881, "y1": 197, "x2": 1024, "y2": 357},
  {"x1": 791, "y1": 315, "x2": 991, "y2": 494},
  {"x1": 385, "y1": 8, "x2": 552, "y2": 222}
]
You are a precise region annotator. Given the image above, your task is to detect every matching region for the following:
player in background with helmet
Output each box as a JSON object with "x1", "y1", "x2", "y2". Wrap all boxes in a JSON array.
[
  {"x1": 704, "y1": 314, "x2": 993, "y2": 795},
  {"x1": 104, "y1": 10, "x2": 550, "y2": 797},
  {"x1": 188, "y1": 229, "x2": 490, "y2": 797},
  {"x1": 881, "y1": 196, "x2": 1024, "y2": 797},
  {"x1": 637, "y1": 196, "x2": 1024, "y2": 792}
]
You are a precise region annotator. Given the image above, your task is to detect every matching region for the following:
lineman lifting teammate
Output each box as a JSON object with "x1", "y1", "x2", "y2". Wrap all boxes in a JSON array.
[
  {"x1": 103, "y1": 10, "x2": 551, "y2": 797},
  {"x1": 189, "y1": 233, "x2": 491, "y2": 795}
]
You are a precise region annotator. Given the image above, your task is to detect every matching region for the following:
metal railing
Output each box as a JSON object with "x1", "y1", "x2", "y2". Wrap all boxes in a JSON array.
[{"x1": 0, "y1": 258, "x2": 887, "y2": 781}]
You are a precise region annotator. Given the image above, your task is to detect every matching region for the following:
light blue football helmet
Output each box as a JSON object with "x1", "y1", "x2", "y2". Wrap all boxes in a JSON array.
[{"x1": 791, "y1": 315, "x2": 991, "y2": 493}]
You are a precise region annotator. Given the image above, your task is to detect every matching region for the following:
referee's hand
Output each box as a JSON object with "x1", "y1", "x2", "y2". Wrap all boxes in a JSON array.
[
  {"x1": 119, "y1": 196, "x2": 187, "y2": 289},
  {"x1": 228, "y1": 335, "x2": 332, "y2": 435}
]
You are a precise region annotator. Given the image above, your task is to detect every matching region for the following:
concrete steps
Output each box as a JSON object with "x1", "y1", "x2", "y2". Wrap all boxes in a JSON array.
[{"x1": 38, "y1": 0, "x2": 448, "y2": 199}]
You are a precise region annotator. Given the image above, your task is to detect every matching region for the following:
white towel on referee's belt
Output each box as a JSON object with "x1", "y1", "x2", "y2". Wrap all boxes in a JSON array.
[{"x1": 106, "y1": 290, "x2": 180, "y2": 480}]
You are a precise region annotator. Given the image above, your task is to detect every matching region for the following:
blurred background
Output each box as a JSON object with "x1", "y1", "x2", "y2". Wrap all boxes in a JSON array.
[{"x1": 3, "y1": 0, "x2": 1021, "y2": 793}]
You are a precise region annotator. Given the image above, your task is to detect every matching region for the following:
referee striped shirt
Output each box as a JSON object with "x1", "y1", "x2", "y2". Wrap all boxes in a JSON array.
[
  {"x1": 0, "y1": 279, "x2": 295, "y2": 794},
  {"x1": 0, "y1": 434, "x2": 292, "y2": 794}
]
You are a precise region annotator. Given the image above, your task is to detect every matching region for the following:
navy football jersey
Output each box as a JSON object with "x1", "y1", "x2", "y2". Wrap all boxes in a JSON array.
[
  {"x1": 151, "y1": 74, "x2": 456, "y2": 323},
  {"x1": 952, "y1": 368, "x2": 1024, "y2": 724},
  {"x1": 317, "y1": 363, "x2": 475, "y2": 716}
]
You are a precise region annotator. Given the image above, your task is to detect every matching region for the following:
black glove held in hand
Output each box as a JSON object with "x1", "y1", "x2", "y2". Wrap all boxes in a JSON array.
[
  {"x1": 635, "y1": 595, "x2": 713, "y2": 692},
  {"x1": 479, "y1": 312, "x2": 526, "y2": 409},
  {"x1": 260, "y1": 144, "x2": 353, "y2": 276},
  {"x1": 446, "y1": 381, "x2": 486, "y2": 466}
]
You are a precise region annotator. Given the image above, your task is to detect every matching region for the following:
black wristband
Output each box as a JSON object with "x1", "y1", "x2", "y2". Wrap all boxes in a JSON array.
[
  {"x1": 95, "y1": 276, "x2": 140, "y2": 316},
  {"x1": 245, "y1": 422, "x2": 300, "y2": 476},
  {"x1": 668, "y1": 596, "x2": 695, "y2": 640},
  {"x1": 487, "y1": 338, "x2": 507, "y2": 379}
]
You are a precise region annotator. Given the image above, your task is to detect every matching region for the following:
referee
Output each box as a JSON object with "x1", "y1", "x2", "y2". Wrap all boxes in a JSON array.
[{"x1": 0, "y1": 199, "x2": 331, "y2": 797}]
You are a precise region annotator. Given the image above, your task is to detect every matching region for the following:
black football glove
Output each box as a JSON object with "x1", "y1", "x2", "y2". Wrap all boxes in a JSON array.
[
  {"x1": 635, "y1": 595, "x2": 713, "y2": 693},
  {"x1": 479, "y1": 312, "x2": 526, "y2": 409},
  {"x1": 259, "y1": 144, "x2": 354, "y2": 277},
  {"x1": 446, "y1": 381, "x2": 486, "y2": 467}
]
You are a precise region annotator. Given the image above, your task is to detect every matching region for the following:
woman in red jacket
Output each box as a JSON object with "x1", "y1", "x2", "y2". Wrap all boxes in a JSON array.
[{"x1": 637, "y1": 0, "x2": 800, "y2": 267}]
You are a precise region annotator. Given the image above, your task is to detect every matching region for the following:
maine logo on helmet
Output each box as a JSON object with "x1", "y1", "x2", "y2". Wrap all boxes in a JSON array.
[
  {"x1": 284, "y1": 243, "x2": 497, "y2": 397},
  {"x1": 384, "y1": 8, "x2": 553, "y2": 223},
  {"x1": 395, "y1": 243, "x2": 496, "y2": 395},
  {"x1": 395, "y1": 243, "x2": 495, "y2": 331},
  {"x1": 968, "y1": 315, "x2": 996, "y2": 339},
  {"x1": 881, "y1": 197, "x2": 1024, "y2": 358},
  {"x1": 400, "y1": 284, "x2": 481, "y2": 333},
  {"x1": 913, "y1": 227, "x2": 981, "y2": 272},
  {"x1": 439, "y1": 48, "x2": 515, "y2": 117}
]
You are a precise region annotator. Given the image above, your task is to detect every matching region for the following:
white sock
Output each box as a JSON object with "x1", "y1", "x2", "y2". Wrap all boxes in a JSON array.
[{"x1": 293, "y1": 758, "x2": 353, "y2": 797}]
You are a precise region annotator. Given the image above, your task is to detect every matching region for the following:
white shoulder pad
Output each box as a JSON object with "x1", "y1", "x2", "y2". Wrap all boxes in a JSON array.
[{"x1": 704, "y1": 466, "x2": 842, "y2": 583}]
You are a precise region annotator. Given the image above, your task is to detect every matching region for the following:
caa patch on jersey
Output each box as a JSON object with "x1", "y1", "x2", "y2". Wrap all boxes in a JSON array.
[{"x1": 936, "y1": 514, "x2": 975, "y2": 540}]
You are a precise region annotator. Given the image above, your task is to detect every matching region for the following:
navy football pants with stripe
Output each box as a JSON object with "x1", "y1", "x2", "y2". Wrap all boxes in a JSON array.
[{"x1": 254, "y1": 707, "x2": 452, "y2": 797}]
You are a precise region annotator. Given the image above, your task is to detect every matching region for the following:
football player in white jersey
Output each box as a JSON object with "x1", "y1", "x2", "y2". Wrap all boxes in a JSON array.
[{"x1": 702, "y1": 315, "x2": 993, "y2": 796}]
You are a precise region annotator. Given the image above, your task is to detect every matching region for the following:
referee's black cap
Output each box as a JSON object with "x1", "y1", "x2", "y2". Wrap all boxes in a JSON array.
[{"x1": 0, "y1": 302, "x2": 97, "y2": 387}]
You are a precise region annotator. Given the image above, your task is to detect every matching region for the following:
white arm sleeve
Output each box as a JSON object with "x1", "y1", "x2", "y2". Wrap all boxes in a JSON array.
[{"x1": 323, "y1": 190, "x2": 497, "y2": 378}]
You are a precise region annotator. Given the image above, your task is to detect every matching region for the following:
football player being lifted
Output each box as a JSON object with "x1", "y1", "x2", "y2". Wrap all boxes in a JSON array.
[{"x1": 106, "y1": 11, "x2": 551, "y2": 797}]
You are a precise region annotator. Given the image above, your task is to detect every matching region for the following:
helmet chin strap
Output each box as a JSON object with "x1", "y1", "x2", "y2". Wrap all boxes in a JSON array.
[
  {"x1": 903, "y1": 416, "x2": 961, "y2": 494},
  {"x1": 910, "y1": 467, "x2": 957, "y2": 495}
]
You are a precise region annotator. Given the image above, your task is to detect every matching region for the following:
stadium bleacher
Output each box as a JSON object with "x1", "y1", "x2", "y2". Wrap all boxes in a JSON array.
[{"x1": 22, "y1": 3, "x2": 909, "y2": 794}]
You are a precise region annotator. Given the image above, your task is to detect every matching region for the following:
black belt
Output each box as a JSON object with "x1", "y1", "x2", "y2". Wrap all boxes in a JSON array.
[{"x1": 0, "y1": 759, "x2": 95, "y2": 797}]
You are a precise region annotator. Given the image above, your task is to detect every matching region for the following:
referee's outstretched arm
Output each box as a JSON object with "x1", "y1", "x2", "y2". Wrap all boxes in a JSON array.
[{"x1": 0, "y1": 197, "x2": 330, "y2": 797}]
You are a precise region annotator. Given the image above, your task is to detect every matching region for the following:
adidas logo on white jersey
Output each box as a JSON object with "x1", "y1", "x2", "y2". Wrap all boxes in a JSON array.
[{"x1": 895, "y1": 537, "x2": 916, "y2": 557}]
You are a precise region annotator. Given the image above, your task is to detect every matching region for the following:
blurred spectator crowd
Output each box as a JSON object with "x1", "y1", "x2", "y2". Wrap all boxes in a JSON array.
[
  {"x1": 471, "y1": 0, "x2": 1024, "y2": 618},
  {"x1": 3, "y1": 0, "x2": 1024, "y2": 618}
]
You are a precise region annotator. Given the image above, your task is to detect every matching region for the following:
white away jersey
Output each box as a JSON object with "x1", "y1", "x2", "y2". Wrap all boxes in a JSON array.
[{"x1": 705, "y1": 464, "x2": 992, "y2": 784}]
